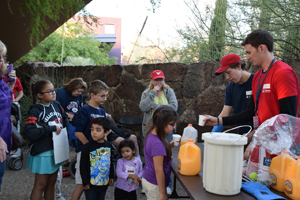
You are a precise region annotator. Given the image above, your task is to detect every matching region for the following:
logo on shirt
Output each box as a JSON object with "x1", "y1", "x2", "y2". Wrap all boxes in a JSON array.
[
  {"x1": 126, "y1": 165, "x2": 137, "y2": 184},
  {"x1": 262, "y1": 83, "x2": 271, "y2": 93},
  {"x1": 90, "y1": 147, "x2": 111, "y2": 186},
  {"x1": 91, "y1": 114, "x2": 105, "y2": 122},
  {"x1": 44, "y1": 112, "x2": 63, "y2": 124},
  {"x1": 67, "y1": 101, "x2": 79, "y2": 113},
  {"x1": 246, "y1": 90, "x2": 252, "y2": 98}
]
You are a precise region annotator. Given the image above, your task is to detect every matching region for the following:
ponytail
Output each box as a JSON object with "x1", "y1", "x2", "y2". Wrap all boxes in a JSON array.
[{"x1": 30, "y1": 80, "x2": 51, "y2": 104}]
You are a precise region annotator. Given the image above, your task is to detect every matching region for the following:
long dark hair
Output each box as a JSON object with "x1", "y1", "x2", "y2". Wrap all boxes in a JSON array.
[
  {"x1": 145, "y1": 105, "x2": 178, "y2": 163},
  {"x1": 31, "y1": 80, "x2": 51, "y2": 104}
]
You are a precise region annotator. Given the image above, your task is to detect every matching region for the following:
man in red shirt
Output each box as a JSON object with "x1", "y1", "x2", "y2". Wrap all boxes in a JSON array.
[{"x1": 204, "y1": 30, "x2": 300, "y2": 159}]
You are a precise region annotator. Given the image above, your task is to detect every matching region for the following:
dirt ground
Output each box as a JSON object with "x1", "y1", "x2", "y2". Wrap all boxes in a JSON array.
[{"x1": 1, "y1": 147, "x2": 190, "y2": 200}]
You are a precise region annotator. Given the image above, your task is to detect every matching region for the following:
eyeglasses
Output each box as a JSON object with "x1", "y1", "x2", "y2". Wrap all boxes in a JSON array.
[
  {"x1": 98, "y1": 94, "x2": 109, "y2": 99},
  {"x1": 168, "y1": 123, "x2": 176, "y2": 128},
  {"x1": 0, "y1": 55, "x2": 7, "y2": 60},
  {"x1": 40, "y1": 89, "x2": 56, "y2": 95}
]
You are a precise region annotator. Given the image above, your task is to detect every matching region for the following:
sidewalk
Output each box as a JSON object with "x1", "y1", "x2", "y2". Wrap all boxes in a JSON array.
[{"x1": 1, "y1": 147, "x2": 189, "y2": 199}]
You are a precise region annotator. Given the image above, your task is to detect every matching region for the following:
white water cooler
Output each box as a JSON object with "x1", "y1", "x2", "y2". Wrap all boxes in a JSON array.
[{"x1": 202, "y1": 132, "x2": 247, "y2": 195}]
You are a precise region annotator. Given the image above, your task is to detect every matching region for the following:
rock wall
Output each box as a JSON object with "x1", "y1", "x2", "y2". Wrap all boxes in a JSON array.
[{"x1": 16, "y1": 60, "x2": 300, "y2": 137}]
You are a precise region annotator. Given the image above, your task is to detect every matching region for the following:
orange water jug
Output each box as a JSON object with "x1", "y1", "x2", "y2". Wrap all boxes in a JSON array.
[
  {"x1": 177, "y1": 139, "x2": 201, "y2": 176},
  {"x1": 284, "y1": 156, "x2": 300, "y2": 199},
  {"x1": 269, "y1": 150, "x2": 295, "y2": 192}
]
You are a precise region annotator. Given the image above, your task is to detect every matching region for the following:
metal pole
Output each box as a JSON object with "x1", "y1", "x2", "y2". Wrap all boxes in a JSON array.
[{"x1": 60, "y1": 23, "x2": 65, "y2": 66}]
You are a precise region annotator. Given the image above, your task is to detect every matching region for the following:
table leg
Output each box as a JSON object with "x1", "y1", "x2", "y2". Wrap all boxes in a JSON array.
[{"x1": 169, "y1": 172, "x2": 190, "y2": 199}]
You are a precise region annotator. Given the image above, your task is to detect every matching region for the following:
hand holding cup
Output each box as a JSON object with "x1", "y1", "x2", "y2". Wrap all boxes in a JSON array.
[{"x1": 172, "y1": 134, "x2": 181, "y2": 146}]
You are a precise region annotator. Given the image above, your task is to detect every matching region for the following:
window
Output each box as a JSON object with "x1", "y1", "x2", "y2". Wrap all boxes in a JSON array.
[{"x1": 105, "y1": 24, "x2": 115, "y2": 34}]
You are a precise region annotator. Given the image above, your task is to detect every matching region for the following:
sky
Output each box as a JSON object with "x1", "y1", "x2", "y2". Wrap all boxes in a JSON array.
[{"x1": 84, "y1": 0, "x2": 213, "y2": 54}]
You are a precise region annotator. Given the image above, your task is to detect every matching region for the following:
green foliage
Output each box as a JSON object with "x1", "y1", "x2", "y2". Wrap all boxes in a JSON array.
[
  {"x1": 170, "y1": 0, "x2": 300, "y2": 63},
  {"x1": 149, "y1": 0, "x2": 161, "y2": 13},
  {"x1": 235, "y1": 0, "x2": 300, "y2": 61},
  {"x1": 14, "y1": 23, "x2": 117, "y2": 66},
  {"x1": 208, "y1": 0, "x2": 228, "y2": 61},
  {"x1": 63, "y1": 56, "x2": 96, "y2": 66},
  {"x1": 19, "y1": 94, "x2": 33, "y2": 134},
  {"x1": 171, "y1": 0, "x2": 231, "y2": 63},
  {"x1": 8, "y1": 0, "x2": 100, "y2": 46}
]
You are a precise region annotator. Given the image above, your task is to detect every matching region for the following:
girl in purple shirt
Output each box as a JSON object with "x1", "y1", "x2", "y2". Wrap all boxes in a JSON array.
[
  {"x1": 142, "y1": 105, "x2": 178, "y2": 200},
  {"x1": 114, "y1": 139, "x2": 143, "y2": 200}
]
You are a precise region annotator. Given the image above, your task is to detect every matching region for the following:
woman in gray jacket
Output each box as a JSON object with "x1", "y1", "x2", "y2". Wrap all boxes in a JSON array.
[
  {"x1": 139, "y1": 70, "x2": 178, "y2": 195},
  {"x1": 139, "y1": 70, "x2": 178, "y2": 139}
]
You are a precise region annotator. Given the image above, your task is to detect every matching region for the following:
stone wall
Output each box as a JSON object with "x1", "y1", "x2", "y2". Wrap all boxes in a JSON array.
[{"x1": 16, "y1": 60, "x2": 300, "y2": 137}]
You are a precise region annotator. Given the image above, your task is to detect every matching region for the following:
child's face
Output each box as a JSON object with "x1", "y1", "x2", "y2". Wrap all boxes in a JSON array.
[
  {"x1": 164, "y1": 120, "x2": 176, "y2": 135},
  {"x1": 90, "y1": 123, "x2": 108, "y2": 143},
  {"x1": 37, "y1": 83, "x2": 56, "y2": 104},
  {"x1": 91, "y1": 90, "x2": 109, "y2": 105},
  {"x1": 121, "y1": 146, "x2": 135, "y2": 161}
]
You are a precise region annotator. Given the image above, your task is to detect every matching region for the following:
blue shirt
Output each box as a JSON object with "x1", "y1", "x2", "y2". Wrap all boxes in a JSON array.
[
  {"x1": 75, "y1": 104, "x2": 106, "y2": 152},
  {"x1": 224, "y1": 74, "x2": 254, "y2": 134},
  {"x1": 56, "y1": 87, "x2": 83, "y2": 115}
]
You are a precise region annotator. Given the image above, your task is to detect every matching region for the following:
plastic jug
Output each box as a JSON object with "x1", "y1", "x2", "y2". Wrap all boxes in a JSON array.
[
  {"x1": 284, "y1": 156, "x2": 300, "y2": 199},
  {"x1": 181, "y1": 124, "x2": 197, "y2": 146},
  {"x1": 269, "y1": 150, "x2": 295, "y2": 192},
  {"x1": 177, "y1": 139, "x2": 201, "y2": 176}
]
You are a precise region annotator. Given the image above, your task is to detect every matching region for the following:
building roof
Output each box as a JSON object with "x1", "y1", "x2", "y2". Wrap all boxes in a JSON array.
[{"x1": 0, "y1": 0, "x2": 91, "y2": 63}]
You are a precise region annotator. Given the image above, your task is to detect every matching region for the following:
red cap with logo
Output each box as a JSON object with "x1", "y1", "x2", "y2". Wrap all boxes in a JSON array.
[
  {"x1": 151, "y1": 70, "x2": 165, "y2": 79},
  {"x1": 215, "y1": 54, "x2": 242, "y2": 75}
]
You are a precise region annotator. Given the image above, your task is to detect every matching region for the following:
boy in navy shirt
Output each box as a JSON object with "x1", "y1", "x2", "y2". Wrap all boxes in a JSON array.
[{"x1": 71, "y1": 80, "x2": 109, "y2": 200}]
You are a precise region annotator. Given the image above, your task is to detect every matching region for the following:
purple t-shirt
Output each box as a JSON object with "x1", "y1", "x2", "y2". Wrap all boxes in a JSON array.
[
  {"x1": 0, "y1": 77, "x2": 12, "y2": 153},
  {"x1": 114, "y1": 157, "x2": 143, "y2": 192},
  {"x1": 142, "y1": 133, "x2": 172, "y2": 186}
]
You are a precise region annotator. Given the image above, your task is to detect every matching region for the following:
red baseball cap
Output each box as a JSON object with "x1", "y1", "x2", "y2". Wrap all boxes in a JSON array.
[
  {"x1": 151, "y1": 70, "x2": 165, "y2": 79},
  {"x1": 215, "y1": 54, "x2": 242, "y2": 75}
]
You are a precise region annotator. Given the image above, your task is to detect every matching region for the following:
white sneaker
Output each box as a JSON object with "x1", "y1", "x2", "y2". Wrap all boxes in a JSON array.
[
  {"x1": 166, "y1": 187, "x2": 172, "y2": 195},
  {"x1": 141, "y1": 188, "x2": 145, "y2": 194},
  {"x1": 56, "y1": 196, "x2": 66, "y2": 200}
]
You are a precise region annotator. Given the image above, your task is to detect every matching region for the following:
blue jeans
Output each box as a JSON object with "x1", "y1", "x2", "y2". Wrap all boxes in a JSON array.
[
  {"x1": 85, "y1": 185, "x2": 108, "y2": 200},
  {"x1": 166, "y1": 132, "x2": 173, "y2": 189},
  {"x1": 0, "y1": 160, "x2": 6, "y2": 192}
]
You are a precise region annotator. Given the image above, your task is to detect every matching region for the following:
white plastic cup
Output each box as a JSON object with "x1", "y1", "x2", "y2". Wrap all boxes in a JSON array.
[
  {"x1": 173, "y1": 134, "x2": 181, "y2": 146},
  {"x1": 199, "y1": 115, "x2": 207, "y2": 126}
]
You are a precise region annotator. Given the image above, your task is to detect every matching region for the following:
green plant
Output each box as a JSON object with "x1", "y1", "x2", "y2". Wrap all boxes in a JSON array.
[
  {"x1": 14, "y1": 22, "x2": 117, "y2": 66},
  {"x1": 110, "y1": 89, "x2": 127, "y2": 113},
  {"x1": 10, "y1": 0, "x2": 99, "y2": 46},
  {"x1": 63, "y1": 56, "x2": 96, "y2": 66},
  {"x1": 19, "y1": 94, "x2": 33, "y2": 135}
]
